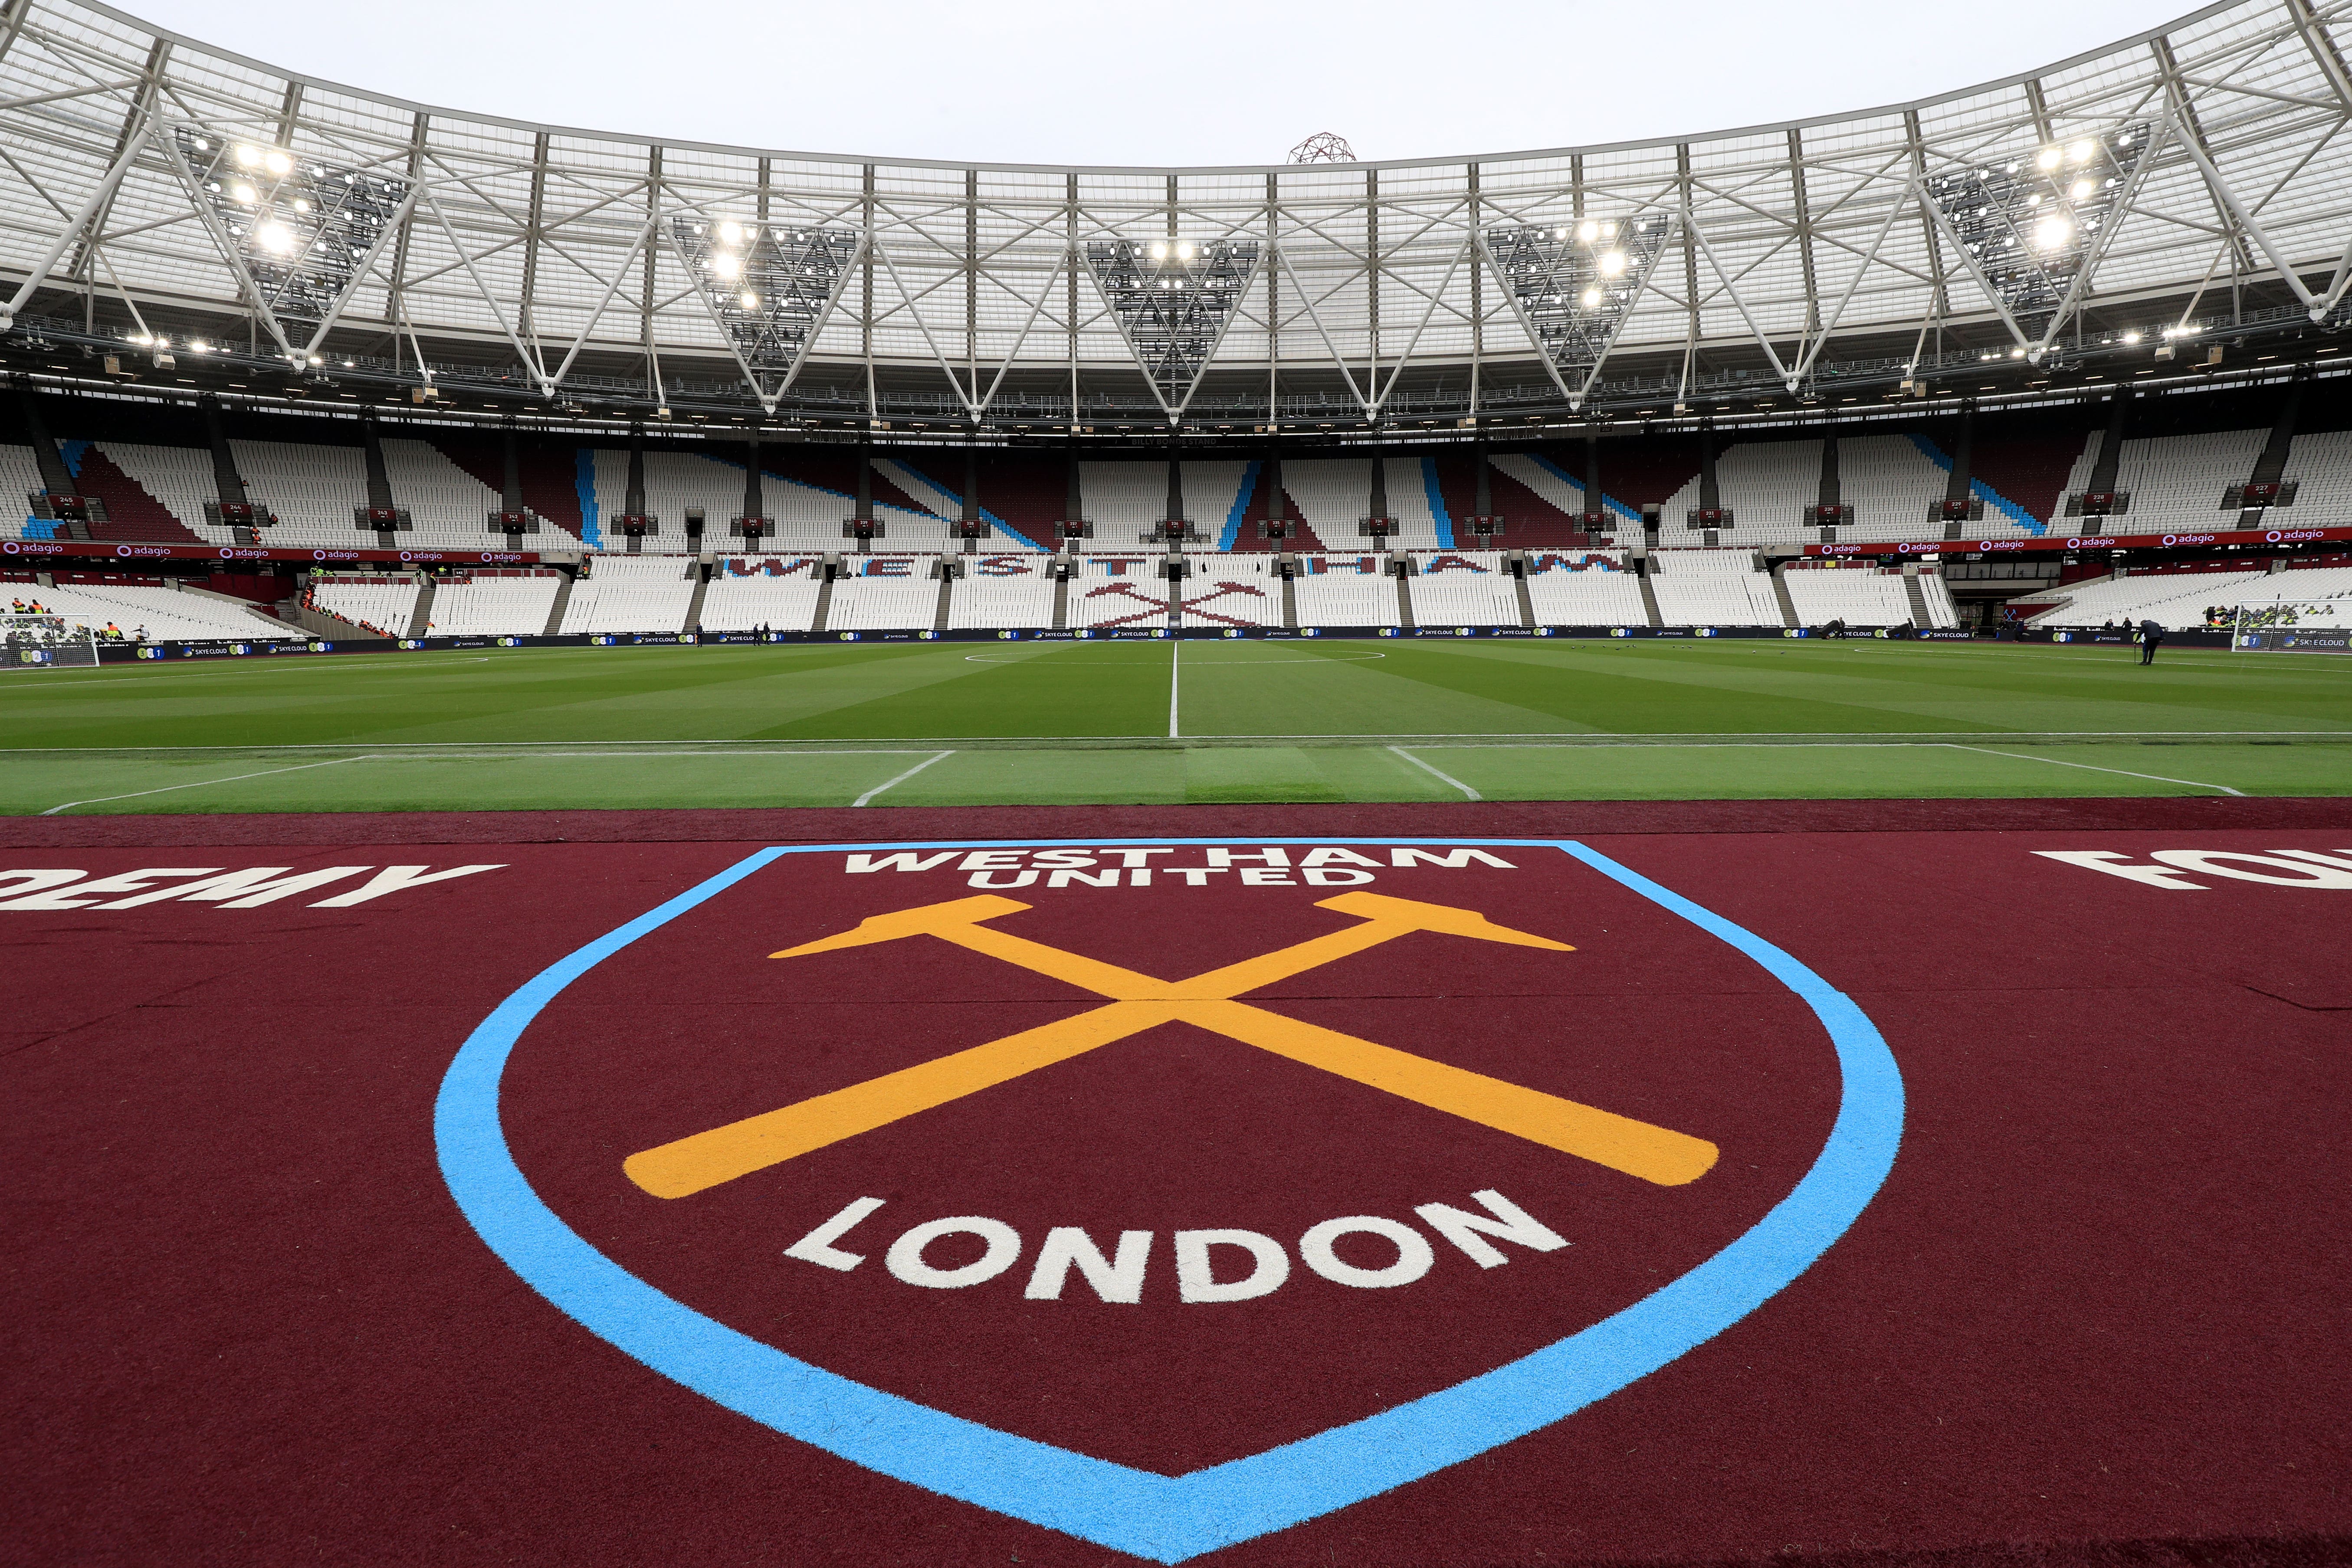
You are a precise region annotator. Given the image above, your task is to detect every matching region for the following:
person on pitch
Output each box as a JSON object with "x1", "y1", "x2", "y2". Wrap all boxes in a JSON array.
[{"x1": 2138, "y1": 617, "x2": 2164, "y2": 666}]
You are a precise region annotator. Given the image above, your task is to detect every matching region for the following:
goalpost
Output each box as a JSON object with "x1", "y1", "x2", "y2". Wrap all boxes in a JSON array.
[{"x1": 2, "y1": 613, "x2": 101, "y2": 669}]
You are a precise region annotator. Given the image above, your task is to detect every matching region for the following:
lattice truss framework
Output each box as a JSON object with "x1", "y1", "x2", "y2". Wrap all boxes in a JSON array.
[{"x1": 1, "y1": 0, "x2": 2351, "y2": 414}]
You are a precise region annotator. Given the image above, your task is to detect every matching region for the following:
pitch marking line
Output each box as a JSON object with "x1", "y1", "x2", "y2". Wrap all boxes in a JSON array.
[
  {"x1": 0, "y1": 656, "x2": 498, "y2": 686},
  {"x1": 1388, "y1": 745, "x2": 1482, "y2": 801},
  {"x1": 34, "y1": 749, "x2": 949, "y2": 815},
  {"x1": 853, "y1": 749, "x2": 955, "y2": 807},
  {"x1": 1940, "y1": 742, "x2": 2247, "y2": 796},
  {"x1": 39, "y1": 754, "x2": 373, "y2": 815}
]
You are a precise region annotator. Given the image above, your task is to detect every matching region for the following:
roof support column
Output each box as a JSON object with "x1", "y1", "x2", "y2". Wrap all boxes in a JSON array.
[
  {"x1": 1467, "y1": 161, "x2": 1482, "y2": 421},
  {"x1": 861, "y1": 163, "x2": 876, "y2": 420}
]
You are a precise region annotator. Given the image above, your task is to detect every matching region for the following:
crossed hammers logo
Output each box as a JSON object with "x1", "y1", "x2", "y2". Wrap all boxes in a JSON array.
[{"x1": 624, "y1": 891, "x2": 1719, "y2": 1200}]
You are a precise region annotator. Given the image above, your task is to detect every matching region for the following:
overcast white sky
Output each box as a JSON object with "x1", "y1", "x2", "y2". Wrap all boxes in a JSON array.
[{"x1": 127, "y1": 0, "x2": 2190, "y2": 166}]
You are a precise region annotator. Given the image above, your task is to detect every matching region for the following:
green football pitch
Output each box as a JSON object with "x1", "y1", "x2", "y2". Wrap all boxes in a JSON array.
[{"x1": 3, "y1": 636, "x2": 2348, "y2": 814}]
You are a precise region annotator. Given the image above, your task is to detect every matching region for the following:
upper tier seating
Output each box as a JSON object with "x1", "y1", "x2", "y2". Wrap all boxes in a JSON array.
[
  {"x1": 423, "y1": 573, "x2": 560, "y2": 637},
  {"x1": 1076, "y1": 462, "x2": 1165, "y2": 542},
  {"x1": 946, "y1": 558, "x2": 1056, "y2": 630},
  {"x1": 1781, "y1": 565, "x2": 1917, "y2": 627},
  {"x1": 1647, "y1": 549, "x2": 1784, "y2": 627},
  {"x1": 1407, "y1": 552, "x2": 1521, "y2": 626},
  {"x1": 1, "y1": 443, "x2": 51, "y2": 538},
  {"x1": 1838, "y1": 436, "x2": 1952, "y2": 543},
  {"x1": 225, "y1": 439, "x2": 371, "y2": 547},
  {"x1": 2108, "y1": 430, "x2": 2269, "y2": 534},
  {"x1": 1184, "y1": 461, "x2": 1255, "y2": 550},
  {"x1": 97, "y1": 443, "x2": 223, "y2": 542},
  {"x1": 16, "y1": 582, "x2": 282, "y2": 640},
  {"x1": 2280, "y1": 429, "x2": 2352, "y2": 523},
  {"x1": 825, "y1": 556, "x2": 941, "y2": 630},
  {"x1": 379, "y1": 438, "x2": 502, "y2": 546},
  {"x1": 560, "y1": 554, "x2": 695, "y2": 634},
  {"x1": 1291, "y1": 553, "x2": 1401, "y2": 629},
  {"x1": 699, "y1": 556, "x2": 824, "y2": 632},
  {"x1": 1660, "y1": 440, "x2": 1820, "y2": 546},
  {"x1": 1523, "y1": 550, "x2": 1647, "y2": 625}
]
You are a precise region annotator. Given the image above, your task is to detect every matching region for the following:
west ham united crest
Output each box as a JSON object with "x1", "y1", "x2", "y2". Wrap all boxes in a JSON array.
[{"x1": 438, "y1": 839, "x2": 1903, "y2": 1561}]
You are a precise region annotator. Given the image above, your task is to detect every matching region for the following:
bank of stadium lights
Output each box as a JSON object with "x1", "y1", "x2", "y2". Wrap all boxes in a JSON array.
[
  {"x1": 1924, "y1": 123, "x2": 2151, "y2": 351},
  {"x1": 1484, "y1": 214, "x2": 1670, "y2": 403},
  {"x1": 1083, "y1": 235, "x2": 1262, "y2": 406},
  {"x1": 171, "y1": 130, "x2": 410, "y2": 346},
  {"x1": 668, "y1": 217, "x2": 859, "y2": 402}
]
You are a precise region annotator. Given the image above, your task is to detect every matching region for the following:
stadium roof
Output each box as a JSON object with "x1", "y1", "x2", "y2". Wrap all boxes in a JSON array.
[{"x1": 3, "y1": 0, "x2": 2349, "y2": 427}]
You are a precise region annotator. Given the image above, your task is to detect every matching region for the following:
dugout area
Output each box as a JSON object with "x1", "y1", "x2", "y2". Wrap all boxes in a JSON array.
[{"x1": 6, "y1": 799, "x2": 2350, "y2": 1568}]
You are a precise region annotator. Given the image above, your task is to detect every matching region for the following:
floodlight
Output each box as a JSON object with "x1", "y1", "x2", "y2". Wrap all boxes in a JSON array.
[
  {"x1": 2037, "y1": 146, "x2": 2062, "y2": 170},
  {"x1": 712, "y1": 253, "x2": 741, "y2": 280},
  {"x1": 2033, "y1": 215, "x2": 2073, "y2": 251},
  {"x1": 234, "y1": 144, "x2": 259, "y2": 167},
  {"x1": 256, "y1": 220, "x2": 294, "y2": 255},
  {"x1": 719, "y1": 220, "x2": 743, "y2": 244},
  {"x1": 1600, "y1": 220, "x2": 1617, "y2": 239},
  {"x1": 307, "y1": 354, "x2": 322, "y2": 365},
  {"x1": 1576, "y1": 220, "x2": 1598, "y2": 243},
  {"x1": 231, "y1": 182, "x2": 256, "y2": 204},
  {"x1": 190, "y1": 339, "x2": 209, "y2": 352},
  {"x1": 292, "y1": 197, "x2": 311, "y2": 213},
  {"x1": 739, "y1": 291, "x2": 758, "y2": 308},
  {"x1": 2069, "y1": 140, "x2": 2094, "y2": 164},
  {"x1": 2070, "y1": 179, "x2": 2092, "y2": 199},
  {"x1": 1581, "y1": 286, "x2": 1602, "y2": 306},
  {"x1": 1151, "y1": 241, "x2": 1168, "y2": 260},
  {"x1": 192, "y1": 137, "x2": 210, "y2": 151},
  {"x1": 1553, "y1": 226, "x2": 1568, "y2": 240},
  {"x1": 265, "y1": 150, "x2": 291, "y2": 175},
  {"x1": 2122, "y1": 330, "x2": 2142, "y2": 344},
  {"x1": 1177, "y1": 240, "x2": 1194, "y2": 260},
  {"x1": 1598, "y1": 250, "x2": 1626, "y2": 276},
  {"x1": 2009, "y1": 346, "x2": 2025, "y2": 358}
]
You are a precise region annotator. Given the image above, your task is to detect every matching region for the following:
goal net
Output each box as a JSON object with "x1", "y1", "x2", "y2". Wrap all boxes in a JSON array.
[{"x1": 2, "y1": 613, "x2": 100, "y2": 669}]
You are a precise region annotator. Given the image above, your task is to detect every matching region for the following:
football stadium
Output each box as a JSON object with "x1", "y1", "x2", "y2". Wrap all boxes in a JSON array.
[{"x1": 5, "y1": 0, "x2": 2350, "y2": 1564}]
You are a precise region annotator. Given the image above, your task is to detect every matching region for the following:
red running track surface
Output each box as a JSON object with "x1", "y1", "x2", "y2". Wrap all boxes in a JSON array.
[{"x1": 5, "y1": 800, "x2": 2348, "y2": 1567}]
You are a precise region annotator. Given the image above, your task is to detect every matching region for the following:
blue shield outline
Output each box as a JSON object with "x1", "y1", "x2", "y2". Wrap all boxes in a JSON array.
[{"x1": 435, "y1": 838, "x2": 1903, "y2": 1562}]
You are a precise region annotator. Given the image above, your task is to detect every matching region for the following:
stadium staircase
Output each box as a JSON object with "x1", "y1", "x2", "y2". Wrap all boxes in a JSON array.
[
  {"x1": 199, "y1": 400, "x2": 253, "y2": 535},
  {"x1": 1635, "y1": 560, "x2": 1665, "y2": 627},
  {"x1": 809, "y1": 570, "x2": 836, "y2": 634},
  {"x1": 1771, "y1": 564, "x2": 1801, "y2": 628},
  {"x1": 1903, "y1": 572, "x2": 1932, "y2": 626},
  {"x1": 1511, "y1": 562, "x2": 1538, "y2": 629},
  {"x1": 681, "y1": 566, "x2": 708, "y2": 633},
  {"x1": 932, "y1": 566, "x2": 955, "y2": 631},
  {"x1": 1393, "y1": 560, "x2": 1417, "y2": 630},
  {"x1": 541, "y1": 571, "x2": 574, "y2": 636},
  {"x1": 1050, "y1": 565, "x2": 1070, "y2": 631},
  {"x1": 16, "y1": 384, "x2": 87, "y2": 538},
  {"x1": 404, "y1": 572, "x2": 435, "y2": 637},
  {"x1": 2237, "y1": 377, "x2": 2304, "y2": 529}
]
